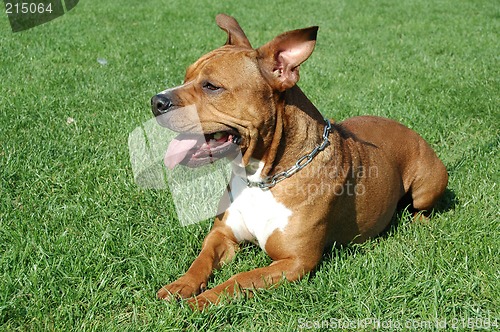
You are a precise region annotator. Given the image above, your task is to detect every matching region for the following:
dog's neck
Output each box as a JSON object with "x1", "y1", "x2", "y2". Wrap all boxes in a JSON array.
[{"x1": 259, "y1": 85, "x2": 326, "y2": 179}]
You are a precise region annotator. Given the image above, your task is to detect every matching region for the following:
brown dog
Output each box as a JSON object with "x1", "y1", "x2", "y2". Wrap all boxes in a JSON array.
[{"x1": 151, "y1": 14, "x2": 448, "y2": 310}]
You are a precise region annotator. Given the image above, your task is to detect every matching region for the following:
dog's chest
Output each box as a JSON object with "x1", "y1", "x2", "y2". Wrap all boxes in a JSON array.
[{"x1": 224, "y1": 177, "x2": 292, "y2": 252}]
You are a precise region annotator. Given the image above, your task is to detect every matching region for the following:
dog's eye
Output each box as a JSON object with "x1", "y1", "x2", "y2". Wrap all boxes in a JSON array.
[{"x1": 203, "y1": 82, "x2": 221, "y2": 91}]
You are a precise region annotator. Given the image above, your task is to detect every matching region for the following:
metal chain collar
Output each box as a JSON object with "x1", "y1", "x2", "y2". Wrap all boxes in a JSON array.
[{"x1": 247, "y1": 118, "x2": 332, "y2": 190}]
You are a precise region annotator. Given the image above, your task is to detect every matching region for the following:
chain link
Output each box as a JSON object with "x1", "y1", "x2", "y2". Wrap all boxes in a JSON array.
[{"x1": 247, "y1": 118, "x2": 331, "y2": 190}]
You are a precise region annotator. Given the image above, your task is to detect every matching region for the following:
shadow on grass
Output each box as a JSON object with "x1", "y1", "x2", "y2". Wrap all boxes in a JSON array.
[{"x1": 433, "y1": 188, "x2": 458, "y2": 214}]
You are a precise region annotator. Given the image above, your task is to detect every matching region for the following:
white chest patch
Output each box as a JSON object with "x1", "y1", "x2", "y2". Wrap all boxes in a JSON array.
[{"x1": 224, "y1": 162, "x2": 292, "y2": 253}]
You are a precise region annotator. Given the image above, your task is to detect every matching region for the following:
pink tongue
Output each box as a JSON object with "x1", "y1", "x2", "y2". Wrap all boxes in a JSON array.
[{"x1": 164, "y1": 134, "x2": 206, "y2": 169}]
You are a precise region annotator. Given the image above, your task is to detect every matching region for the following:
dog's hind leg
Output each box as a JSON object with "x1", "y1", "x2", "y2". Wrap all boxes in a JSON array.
[{"x1": 409, "y1": 142, "x2": 448, "y2": 215}]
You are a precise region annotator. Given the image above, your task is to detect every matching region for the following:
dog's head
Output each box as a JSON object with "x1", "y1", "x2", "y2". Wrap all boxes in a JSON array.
[{"x1": 151, "y1": 14, "x2": 318, "y2": 169}]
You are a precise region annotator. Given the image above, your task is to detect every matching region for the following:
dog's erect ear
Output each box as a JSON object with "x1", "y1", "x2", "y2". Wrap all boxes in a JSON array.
[
  {"x1": 257, "y1": 26, "x2": 318, "y2": 91},
  {"x1": 216, "y1": 14, "x2": 252, "y2": 48}
]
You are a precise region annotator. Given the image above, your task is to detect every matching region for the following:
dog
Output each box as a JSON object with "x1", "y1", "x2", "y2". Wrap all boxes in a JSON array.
[{"x1": 150, "y1": 14, "x2": 448, "y2": 310}]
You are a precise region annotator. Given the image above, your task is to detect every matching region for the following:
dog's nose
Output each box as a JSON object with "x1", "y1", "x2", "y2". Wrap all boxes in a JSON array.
[{"x1": 151, "y1": 94, "x2": 174, "y2": 116}]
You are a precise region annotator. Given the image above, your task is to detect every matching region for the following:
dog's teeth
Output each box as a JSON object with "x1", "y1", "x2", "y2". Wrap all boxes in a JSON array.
[{"x1": 213, "y1": 132, "x2": 224, "y2": 140}]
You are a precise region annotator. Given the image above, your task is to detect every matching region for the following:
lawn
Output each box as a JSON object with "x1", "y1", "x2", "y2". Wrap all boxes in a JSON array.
[{"x1": 0, "y1": 0, "x2": 498, "y2": 330}]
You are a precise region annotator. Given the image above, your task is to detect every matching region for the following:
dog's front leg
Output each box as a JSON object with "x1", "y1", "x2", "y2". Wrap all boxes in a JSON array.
[
  {"x1": 187, "y1": 256, "x2": 318, "y2": 310},
  {"x1": 157, "y1": 220, "x2": 238, "y2": 300}
]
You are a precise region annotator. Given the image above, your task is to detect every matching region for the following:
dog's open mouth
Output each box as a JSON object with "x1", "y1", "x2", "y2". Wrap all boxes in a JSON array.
[{"x1": 164, "y1": 131, "x2": 241, "y2": 169}]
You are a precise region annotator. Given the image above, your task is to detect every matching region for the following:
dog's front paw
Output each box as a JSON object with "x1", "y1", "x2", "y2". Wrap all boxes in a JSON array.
[
  {"x1": 187, "y1": 292, "x2": 218, "y2": 311},
  {"x1": 157, "y1": 277, "x2": 205, "y2": 301}
]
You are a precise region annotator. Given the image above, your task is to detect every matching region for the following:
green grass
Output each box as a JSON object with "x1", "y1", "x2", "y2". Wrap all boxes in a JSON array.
[{"x1": 0, "y1": 0, "x2": 498, "y2": 330}]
